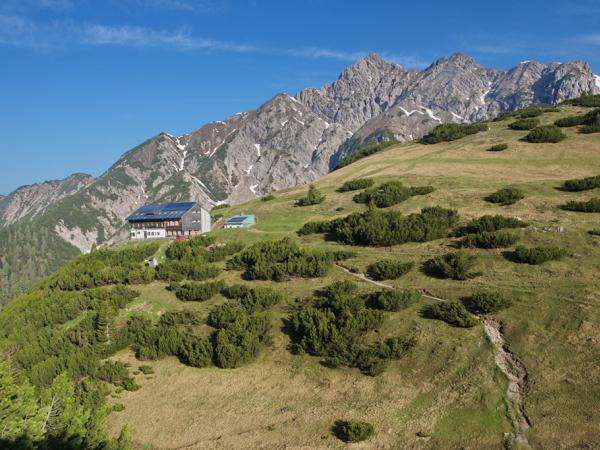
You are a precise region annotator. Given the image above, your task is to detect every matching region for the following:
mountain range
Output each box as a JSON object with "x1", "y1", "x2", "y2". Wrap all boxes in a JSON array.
[{"x1": 0, "y1": 52, "x2": 598, "y2": 303}]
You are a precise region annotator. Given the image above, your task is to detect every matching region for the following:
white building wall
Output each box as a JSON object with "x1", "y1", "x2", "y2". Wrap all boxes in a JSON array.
[
  {"x1": 130, "y1": 228, "x2": 167, "y2": 240},
  {"x1": 200, "y1": 207, "x2": 212, "y2": 233}
]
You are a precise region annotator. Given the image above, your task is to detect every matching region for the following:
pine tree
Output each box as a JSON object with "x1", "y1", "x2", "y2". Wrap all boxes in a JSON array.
[
  {"x1": 40, "y1": 372, "x2": 90, "y2": 445},
  {"x1": 95, "y1": 303, "x2": 113, "y2": 345},
  {"x1": 0, "y1": 359, "x2": 44, "y2": 443}
]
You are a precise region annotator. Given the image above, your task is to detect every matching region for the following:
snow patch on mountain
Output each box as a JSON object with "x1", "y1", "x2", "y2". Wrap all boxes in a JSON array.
[
  {"x1": 399, "y1": 106, "x2": 424, "y2": 117},
  {"x1": 420, "y1": 106, "x2": 441, "y2": 122}
]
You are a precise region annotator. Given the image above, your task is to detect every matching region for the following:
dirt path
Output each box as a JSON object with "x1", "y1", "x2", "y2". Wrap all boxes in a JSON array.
[
  {"x1": 483, "y1": 319, "x2": 532, "y2": 448},
  {"x1": 336, "y1": 264, "x2": 532, "y2": 447}
]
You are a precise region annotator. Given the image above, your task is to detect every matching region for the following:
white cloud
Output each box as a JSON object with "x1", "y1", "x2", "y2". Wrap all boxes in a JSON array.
[
  {"x1": 81, "y1": 24, "x2": 255, "y2": 52},
  {"x1": 0, "y1": 17, "x2": 428, "y2": 69}
]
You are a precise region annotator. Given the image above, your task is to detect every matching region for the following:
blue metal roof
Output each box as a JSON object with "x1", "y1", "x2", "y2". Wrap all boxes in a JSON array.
[
  {"x1": 224, "y1": 214, "x2": 255, "y2": 225},
  {"x1": 127, "y1": 202, "x2": 197, "y2": 222}
]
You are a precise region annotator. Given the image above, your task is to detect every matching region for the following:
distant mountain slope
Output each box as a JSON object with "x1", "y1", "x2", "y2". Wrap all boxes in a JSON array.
[
  {"x1": 0, "y1": 53, "x2": 598, "y2": 305},
  {"x1": 0, "y1": 173, "x2": 93, "y2": 227}
]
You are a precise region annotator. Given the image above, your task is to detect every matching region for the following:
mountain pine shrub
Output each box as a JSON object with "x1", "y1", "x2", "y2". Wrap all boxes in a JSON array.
[
  {"x1": 509, "y1": 118, "x2": 540, "y2": 130},
  {"x1": 461, "y1": 231, "x2": 519, "y2": 249},
  {"x1": 333, "y1": 420, "x2": 375, "y2": 443},
  {"x1": 367, "y1": 288, "x2": 420, "y2": 311},
  {"x1": 563, "y1": 94, "x2": 600, "y2": 107},
  {"x1": 296, "y1": 184, "x2": 325, "y2": 206},
  {"x1": 560, "y1": 175, "x2": 600, "y2": 191},
  {"x1": 169, "y1": 280, "x2": 226, "y2": 302},
  {"x1": 353, "y1": 181, "x2": 435, "y2": 208},
  {"x1": 512, "y1": 245, "x2": 567, "y2": 264},
  {"x1": 420, "y1": 122, "x2": 488, "y2": 144},
  {"x1": 422, "y1": 301, "x2": 478, "y2": 327},
  {"x1": 463, "y1": 292, "x2": 512, "y2": 314},
  {"x1": 488, "y1": 143, "x2": 508, "y2": 151},
  {"x1": 227, "y1": 237, "x2": 333, "y2": 280},
  {"x1": 366, "y1": 259, "x2": 414, "y2": 280},
  {"x1": 486, "y1": 187, "x2": 525, "y2": 205},
  {"x1": 523, "y1": 125, "x2": 566, "y2": 143},
  {"x1": 462, "y1": 215, "x2": 527, "y2": 234},
  {"x1": 424, "y1": 251, "x2": 479, "y2": 280},
  {"x1": 338, "y1": 178, "x2": 375, "y2": 192},
  {"x1": 562, "y1": 198, "x2": 600, "y2": 212}
]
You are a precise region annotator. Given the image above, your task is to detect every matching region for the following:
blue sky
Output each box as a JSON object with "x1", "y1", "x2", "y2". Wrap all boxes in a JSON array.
[{"x1": 1, "y1": 0, "x2": 599, "y2": 194}]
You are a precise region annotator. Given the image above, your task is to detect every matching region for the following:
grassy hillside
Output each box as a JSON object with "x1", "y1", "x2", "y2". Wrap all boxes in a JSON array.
[
  {"x1": 2, "y1": 105, "x2": 600, "y2": 449},
  {"x1": 106, "y1": 106, "x2": 600, "y2": 448}
]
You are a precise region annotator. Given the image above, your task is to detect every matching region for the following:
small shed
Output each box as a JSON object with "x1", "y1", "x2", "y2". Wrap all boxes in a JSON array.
[{"x1": 223, "y1": 214, "x2": 256, "y2": 229}]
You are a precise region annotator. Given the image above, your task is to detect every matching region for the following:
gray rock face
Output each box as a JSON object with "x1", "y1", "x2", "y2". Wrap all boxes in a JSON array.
[
  {"x1": 7, "y1": 53, "x2": 599, "y2": 252},
  {"x1": 0, "y1": 173, "x2": 93, "y2": 227},
  {"x1": 346, "y1": 54, "x2": 598, "y2": 149}
]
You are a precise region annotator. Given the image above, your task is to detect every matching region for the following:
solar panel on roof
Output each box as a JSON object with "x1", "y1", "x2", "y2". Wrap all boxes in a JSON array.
[{"x1": 127, "y1": 201, "x2": 198, "y2": 221}]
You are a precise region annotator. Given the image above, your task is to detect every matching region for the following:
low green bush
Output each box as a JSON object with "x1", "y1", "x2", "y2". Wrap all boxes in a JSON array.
[
  {"x1": 424, "y1": 251, "x2": 479, "y2": 280},
  {"x1": 422, "y1": 301, "x2": 478, "y2": 327},
  {"x1": 366, "y1": 259, "x2": 414, "y2": 280},
  {"x1": 212, "y1": 204, "x2": 230, "y2": 210},
  {"x1": 290, "y1": 281, "x2": 415, "y2": 376},
  {"x1": 261, "y1": 194, "x2": 275, "y2": 201},
  {"x1": 509, "y1": 118, "x2": 540, "y2": 130},
  {"x1": 488, "y1": 143, "x2": 508, "y2": 152},
  {"x1": 512, "y1": 245, "x2": 567, "y2": 264},
  {"x1": 227, "y1": 238, "x2": 333, "y2": 281},
  {"x1": 367, "y1": 288, "x2": 420, "y2": 311},
  {"x1": 463, "y1": 292, "x2": 511, "y2": 314},
  {"x1": 588, "y1": 229, "x2": 600, "y2": 236},
  {"x1": 494, "y1": 105, "x2": 559, "y2": 122},
  {"x1": 219, "y1": 284, "x2": 282, "y2": 312},
  {"x1": 420, "y1": 122, "x2": 488, "y2": 144},
  {"x1": 560, "y1": 175, "x2": 600, "y2": 191},
  {"x1": 461, "y1": 231, "x2": 519, "y2": 249},
  {"x1": 463, "y1": 215, "x2": 527, "y2": 234},
  {"x1": 158, "y1": 310, "x2": 202, "y2": 326},
  {"x1": 581, "y1": 124, "x2": 600, "y2": 133},
  {"x1": 238, "y1": 286, "x2": 282, "y2": 313},
  {"x1": 563, "y1": 94, "x2": 600, "y2": 107},
  {"x1": 353, "y1": 181, "x2": 435, "y2": 208},
  {"x1": 562, "y1": 198, "x2": 600, "y2": 212},
  {"x1": 169, "y1": 280, "x2": 225, "y2": 302},
  {"x1": 207, "y1": 303, "x2": 246, "y2": 329},
  {"x1": 486, "y1": 187, "x2": 525, "y2": 205},
  {"x1": 523, "y1": 125, "x2": 566, "y2": 143},
  {"x1": 555, "y1": 109, "x2": 600, "y2": 132},
  {"x1": 333, "y1": 420, "x2": 375, "y2": 443},
  {"x1": 338, "y1": 178, "x2": 375, "y2": 192},
  {"x1": 296, "y1": 184, "x2": 325, "y2": 206}
]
